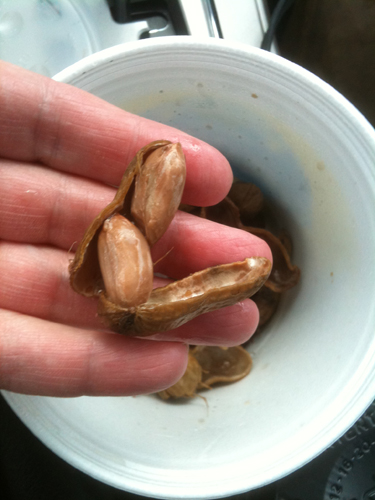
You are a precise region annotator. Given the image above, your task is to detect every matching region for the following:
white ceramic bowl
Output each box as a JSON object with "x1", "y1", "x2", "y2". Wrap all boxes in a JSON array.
[{"x1": 3, "y1": 37, "x2": 375, "y2": 499}]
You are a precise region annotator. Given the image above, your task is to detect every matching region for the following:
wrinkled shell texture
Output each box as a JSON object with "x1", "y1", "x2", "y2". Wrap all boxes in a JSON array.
[
  {"x1": 69, "y1": 142, "x2": 272, "y2": 337},
  {"x1": 182, "y1": 182, "x2": 301, "y2": 329},
  {"x1": 158, "y1": 346, "x2": 252, "y2": 401}
]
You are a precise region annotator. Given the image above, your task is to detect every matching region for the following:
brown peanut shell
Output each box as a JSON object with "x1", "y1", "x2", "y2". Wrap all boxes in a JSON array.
[
  {"x1": 158, "y1": 353, "x2": 203, "y2": 400},
  {"x1": 98, "y1": 257, "x2": 271, "y2": 335},
  {"x1": 69, "y1": 141, "x2": 272, "y2": 336},
  {"x1": 247, "y1": 227, "x2": 300, "y2": 293},
  {"x1": 228, "y1": 181, "x2": 265, "y2": 226},
  {"x1": 194, "y1": 345, "x2": 252, "y2": 387},
  {"x1": 157, "y1": 346, "x2": 252, "y2": 400},
  {"x1": 251, "y1": 286, "x2": 281, "y2": 327},
  {"x1": 69, "y1": 140, "x2": 170, "y2": 298},
  {"x1": 182, "y1": 197, "x2": 301, "y2": 297}
]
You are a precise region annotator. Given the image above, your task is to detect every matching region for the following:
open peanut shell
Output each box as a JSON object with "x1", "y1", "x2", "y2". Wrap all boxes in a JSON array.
[
  {"x1": 181, "y1": 195, "x2": 300, "y2": 311},
  {"x1": 247, "y1": 227, "x2": 300, "y2": 293},
  {"x1": 157, "y1": 353, "x2": 203, "y2": 400},
  {"x1": 228, "y1": 180, "x2": 265, "y2": 227},
  {"x1": 69, "y1": 140, "x2": 171, "y2": 299},
  {"x1": 98, "y1": 257, "x2": 271, "y2": 334},
  {"x1": 193, "y1": 345, "x2": 252, "y2": 387},
  {"x1": 69, "y1": 141, "x2": 272, "y2": 336},
  {"x1": 158, "y1": 346, "x2": 252, "y2": 400}
]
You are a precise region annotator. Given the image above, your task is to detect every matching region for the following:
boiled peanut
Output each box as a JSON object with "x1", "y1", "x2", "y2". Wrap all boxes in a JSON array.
[
  {"x1": 69, "y1": 140, "x2": 272, "y2": 337},
  {"x1": 97, "y1": 214, "x2": 153, "y2": 308},
  {"x1": 98, "y1": 256, "x2": 271, "y2": 335},
  {"x1": 131, "y1": 143, "x2": 186, "y2": 246}
]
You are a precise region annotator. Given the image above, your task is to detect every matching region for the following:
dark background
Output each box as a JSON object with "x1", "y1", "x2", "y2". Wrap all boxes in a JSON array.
[
  {"x1": 1, "y1": 1, "x2": 375, "y2": 499},
  {"x1": 270, "y1": 0, "x2": 375, "y2": 127}
]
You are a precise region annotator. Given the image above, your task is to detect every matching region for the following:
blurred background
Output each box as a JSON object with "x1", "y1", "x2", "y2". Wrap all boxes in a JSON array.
[{"x1": 1, "y1": 1, "x2": 375, "y2": 498}]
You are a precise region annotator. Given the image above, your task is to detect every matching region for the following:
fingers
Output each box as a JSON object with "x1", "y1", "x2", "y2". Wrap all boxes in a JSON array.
[
  {"x1": 0, "y1": 160, "x2": 115, "y2": 249},
  {"x1": 153, "y1": 211, "x2": 273, "y2": 278},
  {"x1": 0, "y1": 242, "x2": 101, "y2": 331},
  {"x1": 0, "y1": 242, "x2": 262, "y2": 346},
  {"x1": 0, "y1": 61, "x2": 232, "y2": 207},
  {"x1": 0, "y1": 309, "x2": 188, "y2": 397},
  {"x1": 0, "y1": 162, "x2": 272, "y2": 272},
  {"x1": 151, "y1": 300, "x2": 260, "y2": 346}
]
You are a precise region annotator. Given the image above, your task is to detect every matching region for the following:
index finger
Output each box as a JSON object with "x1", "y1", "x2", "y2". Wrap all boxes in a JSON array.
[{"x1": 0, "y1": 61, "x2": 232, "y2": 206}]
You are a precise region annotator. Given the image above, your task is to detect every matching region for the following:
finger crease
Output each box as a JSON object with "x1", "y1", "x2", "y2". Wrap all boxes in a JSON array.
[
  {"x1": 47, "y1": 174, "x2": 67, "y2": 245},
  {"x1": 33, "y1": 81, "x2": 62, "y2": 166}
]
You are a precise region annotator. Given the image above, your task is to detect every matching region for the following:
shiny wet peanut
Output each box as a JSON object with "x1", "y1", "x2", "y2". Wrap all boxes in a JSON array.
[
  {"x1": 97, "y1": 214, "x2": 153, "y2": 308},
  {"x1": 69, "y1": 140, "x2": 272, "y2": 336},
  {"x1": 131, "y1": 143, "x2": 186, "y2": 246}
]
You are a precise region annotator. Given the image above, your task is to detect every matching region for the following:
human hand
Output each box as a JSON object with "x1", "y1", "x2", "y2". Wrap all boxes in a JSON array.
[{"x1": 0, "y1": 61, "x2": 271, "y2": 397}]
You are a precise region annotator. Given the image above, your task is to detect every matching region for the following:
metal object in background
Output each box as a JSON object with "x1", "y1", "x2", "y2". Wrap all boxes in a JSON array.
[
  {"x1": 108, "y1": 0, "x2": 272, "y2": 47},
  {"x1": 0, "y1": 0, "x2": 272, "y2": 76},
  {"x1": 201, "y1": 0, "x2": 223, "y2": 38},
  {"x1": 106, "y1": 0, "x2": 188, "y2": 37},
  {"x1": 261, "y1": 0, "x2": 294, "y2": 51},
  {"x1": 179, "y1": 0, "x2": 271, "y2": 47}
]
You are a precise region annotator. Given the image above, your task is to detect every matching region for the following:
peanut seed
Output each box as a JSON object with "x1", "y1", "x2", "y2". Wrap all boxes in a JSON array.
[
  {"x1": 131, "y1": 143, "x2": 186, "y2": 246},
  {"x1": 97, "y1": 214, "x2": 153, "y2": 308}
]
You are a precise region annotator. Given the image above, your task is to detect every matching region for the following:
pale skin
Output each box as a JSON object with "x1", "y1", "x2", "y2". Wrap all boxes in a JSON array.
[{"x1": 0, "y1": 61, "x2": 272, "y2": 397}]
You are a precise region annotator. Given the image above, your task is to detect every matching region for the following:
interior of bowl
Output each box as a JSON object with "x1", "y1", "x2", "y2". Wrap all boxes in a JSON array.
[{"x1": 4, "y1": 37, "x2": 375, "y2": 499}]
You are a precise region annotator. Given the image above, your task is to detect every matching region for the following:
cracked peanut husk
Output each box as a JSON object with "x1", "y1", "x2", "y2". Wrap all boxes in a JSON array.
[
  {"x1": 157, "y1": 346, "x2": 253, "y2": 400},
  {"x1": 69, "y1": 141, "x2": 272, "y2": 336}
]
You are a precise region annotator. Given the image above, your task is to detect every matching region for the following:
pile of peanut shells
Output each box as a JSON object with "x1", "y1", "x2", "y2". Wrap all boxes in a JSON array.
[
  {"x1": 160, "y1": 181, "x2": 301, "y2": 400},
  {"x1": 69, "y1": 141, "x2": 299, "y2": 400},
  {"x1": 158, "y1": 345, "x2": 253, "y2": 400},
  {"x1": 181, "y1": 181, "x2": 301, "y2": 328}
]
